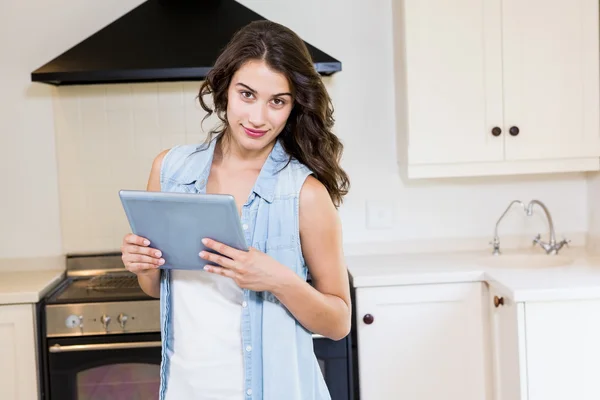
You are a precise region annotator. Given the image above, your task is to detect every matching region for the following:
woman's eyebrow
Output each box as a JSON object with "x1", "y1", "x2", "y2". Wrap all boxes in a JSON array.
[
  {"x1": 236, "y1": 82, "x2": 292, "y2": 98},
  {"x1": 236, "y1": 82, "x2": 256, "y2": 93},
  {"x1": 272, "y1": 91, "x2": 293, "y2": 98}
]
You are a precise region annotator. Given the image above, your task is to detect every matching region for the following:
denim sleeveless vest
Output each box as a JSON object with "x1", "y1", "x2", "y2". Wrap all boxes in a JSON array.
[{"x1": 158, "y1": 136, "x2": 331, "y2": 400}]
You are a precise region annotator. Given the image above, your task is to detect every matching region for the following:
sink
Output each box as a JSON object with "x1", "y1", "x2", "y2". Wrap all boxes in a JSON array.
[{"x1": 479, "y1": 253, "x2": 575, "y2": 269}]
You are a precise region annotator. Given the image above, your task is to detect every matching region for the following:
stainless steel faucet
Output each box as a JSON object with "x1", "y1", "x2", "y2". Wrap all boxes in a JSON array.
[
  {"x1": 490, "y1": 200, "x2": 527, "y2": 255},
  {"x1": 525, "y1": 199, "x2": 570, "y2": 255},
  {"x1": 490, "y1": 199, "x2": 569, "y2": 255}
]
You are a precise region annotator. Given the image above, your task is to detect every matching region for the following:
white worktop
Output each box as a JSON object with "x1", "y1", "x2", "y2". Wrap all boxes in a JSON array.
[
  {"x1": 346, "y1": 246, "x2": 600, "y2": 303},
  {"x1": 0, "y1": 256, "x2": 65, "y2": 305},
  {"x1": 4, "y1": 246, "x2": 600, "y2": 305}
]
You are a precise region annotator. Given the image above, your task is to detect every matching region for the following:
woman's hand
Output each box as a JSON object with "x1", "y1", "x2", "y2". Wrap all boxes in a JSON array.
[
  {"x1": 200, "y1": 238, "x2": 293, "y2": 292},
  {"x1": 121, "y1": 233, "x2": 165, "y2": 275}
]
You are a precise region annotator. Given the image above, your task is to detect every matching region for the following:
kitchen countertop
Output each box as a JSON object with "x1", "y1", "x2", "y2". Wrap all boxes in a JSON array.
[
  {"x1": 346, "y1": 246, "x2": 600, "y2": 303},
  {"x1": 0, "y1": 255, "x2": 65, "y2": 304},
  {"x1": 5, "y1": 246, "x2": 600, "y2": 305},
  {"x1": 0, "y1": 269, "x2": 65, "y2": 305}
]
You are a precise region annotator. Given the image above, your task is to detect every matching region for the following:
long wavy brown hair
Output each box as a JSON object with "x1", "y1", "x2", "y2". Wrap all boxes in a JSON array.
[{"x1": 197, "y1": 20, "x2": 349, "y2": 207}]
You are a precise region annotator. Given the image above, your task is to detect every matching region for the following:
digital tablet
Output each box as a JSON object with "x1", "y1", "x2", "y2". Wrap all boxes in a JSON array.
[{"x1": 119, "y1": 190, "x2": 248, "y2": 270}]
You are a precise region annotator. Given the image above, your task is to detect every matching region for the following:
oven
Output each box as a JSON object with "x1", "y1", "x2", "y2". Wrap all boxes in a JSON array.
[
  {"x1": 308, "y1": 272, "x2": 356, "y2": 400},
  {"x1": 38, "y1": 254, "x2": 163, "y2": 400},
  {"x1": 42, "y1": 333, "x2": 353, "y2": 400},
  {"x1": 38, "y1": 254, "x2": 355, "y2": 400},
  {"x1": 314, "y1": 334, "x2": 354, "y2": 400},
  {"x1": 44, "y1": 332, "x2": 161, "y2": 399}
]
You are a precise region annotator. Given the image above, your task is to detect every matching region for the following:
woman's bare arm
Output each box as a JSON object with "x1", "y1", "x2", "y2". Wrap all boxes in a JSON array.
[
  {"x1": 121, "y1": 149, "x2": 170, "y2": 298},
  {"x1": 270, "y1": 176, "x2": 351, "y2": 340}
]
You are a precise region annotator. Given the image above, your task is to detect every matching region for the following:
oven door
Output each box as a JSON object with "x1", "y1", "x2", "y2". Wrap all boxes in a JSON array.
[
  {"x1": 313, "y1": 334, "x2": 354, "y2": 400},
  {"x1": 45, "y1": 332, "x2": 161, "y2": 400}
]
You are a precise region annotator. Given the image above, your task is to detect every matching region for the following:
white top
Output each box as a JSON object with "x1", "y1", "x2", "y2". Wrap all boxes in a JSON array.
[
  {"x1": 165, "y1": 269, "x2": 244, "y2": 399},
  {"x1": 346, "y1": 246, "x2": 600, "y2": 303}
]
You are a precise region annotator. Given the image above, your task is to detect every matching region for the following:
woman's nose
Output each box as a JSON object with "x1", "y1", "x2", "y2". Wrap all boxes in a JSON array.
[{"x1": 248, "y1": 103, "x2": 267, "y2": 126}]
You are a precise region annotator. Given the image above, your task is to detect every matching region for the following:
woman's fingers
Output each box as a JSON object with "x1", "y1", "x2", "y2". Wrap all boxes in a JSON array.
[
  {"x1": 127, "y1": 262, "x2": 161, "y2": 274},
  {"x1": 199, "y1": 250, "x2": 236, "y2": 269},
  {"x1": 201, "y1": 238, "x2": 243, "y2": 260},
  {"x1": 126, "y1": 252, "x2": 164, "y2": 265},
  {"x1": 203, "y1": 265, "x2": 236, "y2": 279},
  {"x1": 124, "y1": 233, "x2": 150, "y2": 247},
  {"x1": 121, "y1": 233, "x2": 164, "y2": 273}
]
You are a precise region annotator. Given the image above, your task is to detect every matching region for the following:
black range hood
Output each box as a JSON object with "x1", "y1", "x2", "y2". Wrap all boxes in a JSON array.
[{"x1": 31, "y1": 0, "x2": 341, "y2": 86}]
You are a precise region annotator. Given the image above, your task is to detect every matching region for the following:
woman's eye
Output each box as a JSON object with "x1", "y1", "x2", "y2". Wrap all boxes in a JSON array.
[
  {"x1": 241, "y1": 91, "x2": 254, "y2": 99},
  {"x1": 272, "y1": 98, "x2": 285, "y2": 106}
]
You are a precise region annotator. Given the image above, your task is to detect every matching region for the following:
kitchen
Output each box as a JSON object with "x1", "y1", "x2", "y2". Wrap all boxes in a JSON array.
[{"x1": 3, "y1": 0, "x2": 600, "y2": 399}]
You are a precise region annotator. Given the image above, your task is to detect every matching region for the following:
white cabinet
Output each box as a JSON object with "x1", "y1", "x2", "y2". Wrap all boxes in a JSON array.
[
  {"x1": 0, "y1": 304, "x2": 39, "y2": 400},
  {"x1": 394, "y1": 0, "x2": 600, "y2": 178},
  {"x1": 489, "y1": 289, "x2": 600, "y2": 400},
  {"x1": 355, "y1": 282, "x2": 492, "y2": 400},
  {"x1": 488, "y1": 286, "x2": 527, "y2": 400}
]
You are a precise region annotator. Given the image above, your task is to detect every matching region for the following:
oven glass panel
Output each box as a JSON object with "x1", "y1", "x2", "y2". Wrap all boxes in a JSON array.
[
  {"x1": 318, "y1": 359, "x2": 326, "y2": 380},
  {"x1": 76, "y1": 363, "x2": 160, "y2": 399}
]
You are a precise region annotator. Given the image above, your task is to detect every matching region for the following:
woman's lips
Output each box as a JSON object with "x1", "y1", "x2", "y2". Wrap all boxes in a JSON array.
[{"x1": 243, "y1": 125, "x2": 268, "y2": 138}]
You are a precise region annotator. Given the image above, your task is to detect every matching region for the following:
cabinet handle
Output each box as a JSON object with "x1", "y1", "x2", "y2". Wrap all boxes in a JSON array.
[
  {"x1": 491, "y1": 127, "x2": 502, "y2": 137},
  {"x1": 509, "y1": 126, "x2": 520, "y2": 136},
  {"x1": 363, "y1": 314, "x2": 374, "y2": 324},
  {"x1": 494, "y1": 296, "x2": 504, "y2": 308}
]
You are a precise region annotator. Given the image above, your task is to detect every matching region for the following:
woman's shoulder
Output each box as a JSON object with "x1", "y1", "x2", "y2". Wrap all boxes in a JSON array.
[
  {"x1": 275, "y1": 147, "x2": 330, "y2": 208},
  {"x1": 271, "y1": 156, "x2": 311, "y2": 195},
  {"x1": 157, "y1": 140, "x2": 214, "y2": 184},
  {"x1": 162, "y1": 142, "x2": 204, "y2": 165}
]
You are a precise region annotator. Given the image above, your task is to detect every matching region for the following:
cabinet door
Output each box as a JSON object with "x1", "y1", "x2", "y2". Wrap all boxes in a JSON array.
[
  {"x1": 488, "y1": 287, "x2": 527, "y2": 400},
  {"x1": 356, "y1": 282, "x2": 491, "y2": 400},
  {"x1": 0, "y1": 304, "x2": 39, "y2": 400},
  {"x1": 402, "y1": 0, "x2": 504, "y2": 165},
  {"x1": 525, "y1": 299, "x2": 600, "y2": 400},
  {"x1": 502, "y1": 0, "x2": 600, "y2": 161}
]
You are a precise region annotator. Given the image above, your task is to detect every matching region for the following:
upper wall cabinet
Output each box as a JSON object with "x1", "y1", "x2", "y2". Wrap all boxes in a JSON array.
[{"x1": 394, "y1": 0, "x2": 600, "y2": 179}]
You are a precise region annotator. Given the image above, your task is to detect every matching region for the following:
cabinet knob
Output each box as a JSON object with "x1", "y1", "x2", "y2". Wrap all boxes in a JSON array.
[
  {"x1": 491, "y1": 127, "x2": 502, "y2": 137},
  {"x1": 494, "y1": 296, "x2": 504, "y2": 308},
  {"x1": 509, "y1": 126, "x2": 520, "y2": 136},
  {"x1": 363, "y1": 314, "x2": 374, "y2": 325}
]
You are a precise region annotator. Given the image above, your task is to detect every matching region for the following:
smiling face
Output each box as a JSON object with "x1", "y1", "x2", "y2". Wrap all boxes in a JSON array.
[{"x1": 225, "y1": 59, "x2": 294, "y2": 153}]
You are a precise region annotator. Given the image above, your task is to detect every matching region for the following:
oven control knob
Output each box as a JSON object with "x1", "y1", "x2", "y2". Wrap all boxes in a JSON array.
[
  {"x1": 117, "y1": 313, "x2": 128, "y2": 329},
  {"x1": 100, "y1": 314, "x2": 111, "y2": 330},
  {"x1": 65, "y1": 314, "x2": 83, "y2": 329}
]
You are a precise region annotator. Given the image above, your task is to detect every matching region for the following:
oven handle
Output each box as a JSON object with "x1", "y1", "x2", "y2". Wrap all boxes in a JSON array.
[
  {"x1": 49, "y1": 341, "x2": 162, "y2": 353},
  {"x1": 50, "y1": 335, "x2": 326, "y2": 353}
]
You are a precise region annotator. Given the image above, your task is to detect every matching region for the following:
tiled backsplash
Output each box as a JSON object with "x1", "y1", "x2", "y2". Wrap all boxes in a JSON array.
[{"x1": 53, "y1": 82, "x2": 216, "y2": 253}]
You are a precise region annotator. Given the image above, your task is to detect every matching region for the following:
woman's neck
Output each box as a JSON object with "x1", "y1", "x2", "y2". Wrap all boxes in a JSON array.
[{"x1": 215, "y1": 132, "x2": 275, "y2": 169}]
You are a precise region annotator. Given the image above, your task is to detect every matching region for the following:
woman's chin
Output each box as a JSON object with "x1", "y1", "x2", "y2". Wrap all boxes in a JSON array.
[{"x1": 233, "y1": 132, "x2": 275, "y2": 151}]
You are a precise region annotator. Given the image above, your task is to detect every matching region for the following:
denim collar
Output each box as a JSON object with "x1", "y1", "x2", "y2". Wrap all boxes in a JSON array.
[{"x1": 173, "y1": 135, "x2": 289, "y2": 203}]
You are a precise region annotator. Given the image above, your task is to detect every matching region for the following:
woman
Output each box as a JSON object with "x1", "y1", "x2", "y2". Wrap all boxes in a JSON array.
[{"x1": 121, "y1": 20, "x2": 351, "y2": 400}]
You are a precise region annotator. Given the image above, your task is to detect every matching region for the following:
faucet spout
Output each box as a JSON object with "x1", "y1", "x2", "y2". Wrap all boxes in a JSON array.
[
  {"x1": 526, "y1": 200, "x2": 556, "y2": 246},
  {"x1": 526, "y1": 199, "x2": 569, "y2": 254},
  {"x1": 490, "y1": 200, "x2": 527, "y2": 255}
]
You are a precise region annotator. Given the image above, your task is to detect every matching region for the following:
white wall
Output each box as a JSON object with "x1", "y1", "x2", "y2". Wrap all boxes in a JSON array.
[
  {"x1": 3, "y1": 0, "x2": 591, "y2": 258},
  {"x1": 0, "y1": 0, "x2": 142, "y2": 258}
]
